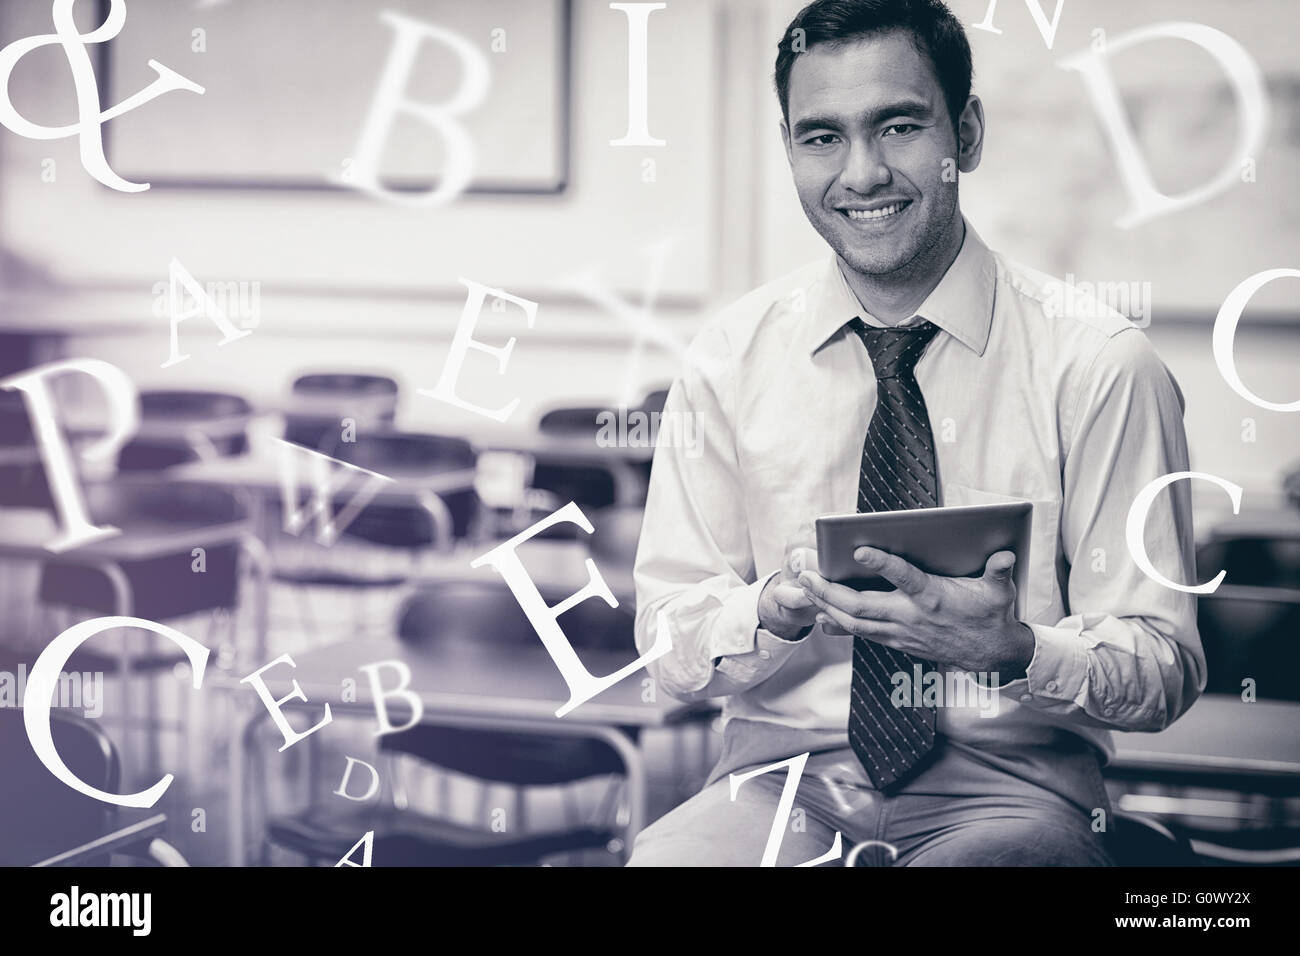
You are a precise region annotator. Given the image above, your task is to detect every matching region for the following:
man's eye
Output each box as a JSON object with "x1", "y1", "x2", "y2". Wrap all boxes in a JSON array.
[
  {"x1": 882, "y1": 124, "x2": 918, "y2": 137},
  {"x1": 804, "y1": 134, "x2": 839, "y2": 147}
]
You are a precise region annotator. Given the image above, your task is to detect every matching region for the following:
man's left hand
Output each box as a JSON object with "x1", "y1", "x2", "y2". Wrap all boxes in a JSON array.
[{"x1": 798, "y1": 548, "x2": 1035, "y2": 678}]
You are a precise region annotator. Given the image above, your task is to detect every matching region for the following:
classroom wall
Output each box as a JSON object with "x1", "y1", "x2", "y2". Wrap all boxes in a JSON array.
[{"x1": 0, "y1": 0, "x2": 1295, "y2": 503}]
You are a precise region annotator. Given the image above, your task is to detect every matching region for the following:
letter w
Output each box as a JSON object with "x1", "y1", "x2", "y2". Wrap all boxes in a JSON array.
[{"x1": 271, "y1": 438, "x2": 394, "y2": 545}]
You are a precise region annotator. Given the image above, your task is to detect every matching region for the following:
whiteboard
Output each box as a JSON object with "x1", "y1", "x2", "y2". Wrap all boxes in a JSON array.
[{"x1": 104, "y1": 0, "x2": 569, "y2": 192}]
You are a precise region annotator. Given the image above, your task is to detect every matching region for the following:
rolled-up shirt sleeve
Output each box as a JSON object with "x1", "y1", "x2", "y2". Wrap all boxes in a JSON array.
[
  {"x1": 998, "y1": 328, "x2": 1207, "y2": 732},
  {"x1": 633, "y1": 323, "x2": 802, "y2": 702}
]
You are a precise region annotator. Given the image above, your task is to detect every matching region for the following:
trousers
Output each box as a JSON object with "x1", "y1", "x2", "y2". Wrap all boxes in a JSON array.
[{"x1": 627, "y1": 735, "x2": 1115, "y2": 866}]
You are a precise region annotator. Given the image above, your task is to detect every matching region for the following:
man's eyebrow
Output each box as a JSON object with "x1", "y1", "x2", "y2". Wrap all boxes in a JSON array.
[
  {"x1": 867, "y1": 100, "x2": 935, "y2": 124},
  {"x1": 791, "y1": 100, "x2": 935, "y2": 138},
  {"x1": 791, "y1": 115, "x2": 845, "y2": 138}
]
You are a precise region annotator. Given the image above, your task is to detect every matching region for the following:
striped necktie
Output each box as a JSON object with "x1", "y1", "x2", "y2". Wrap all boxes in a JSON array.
[{"x1": 847, "y1": 317, "x2": 941, "y2": 791}]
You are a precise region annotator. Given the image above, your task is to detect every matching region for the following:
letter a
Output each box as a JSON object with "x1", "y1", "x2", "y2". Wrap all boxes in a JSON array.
[
  {"x1": 1058, "y1": 22, "x2": 1268, "y2": 228},
  {"x1": 346, "y1": 13, "x2": 490, "y2": 207},
  {"x1": 335, "y1": 830, "x2": 374, "y2": 867},
  {"x1": 160, "y1": 258, "x2": 252, "y2": 368},
  {"x1": 471, "y1": 502, "x2": 672, "y2": 717}
]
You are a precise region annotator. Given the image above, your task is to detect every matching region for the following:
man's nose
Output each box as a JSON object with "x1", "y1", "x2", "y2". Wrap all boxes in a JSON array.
[{"x1": 838, "y1": 137, "x2": 892, "y2": 193}]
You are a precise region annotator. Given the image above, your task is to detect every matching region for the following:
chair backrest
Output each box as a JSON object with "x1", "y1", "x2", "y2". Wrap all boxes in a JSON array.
[
  {"x1": 323, "y1": 432, "x2": 477, "y2": 542},
  {"x1": 388, "y1": 581, "x2": 630, "y2": 784},
  {"x1": 639, "y1": 388, "x2": 669, "y2": 415},
  {"x1": 1196, "y1": 536, "x2": 1300, "y2": 701},
  {"x1": 38, "y1": 481, "x2": 248, "y2": 617},
  {"x1": 0, "y1": 391, "x2": 35, "y2": 445},
  {"x1": 139, "y1": 390, "x2": 252, "y2": 420},
  {"x1": 537, "y1": 406, "x2": 609, "y2": 436},
  {"x1": 291, "y1": 373, "x2": 399, "y2": 400},
  {"x1": 1199, "y1": 535, "x2": 1300, "y2": 589},
  {"x1": 119, "y1": 391, "x2": 253, "y2": 471},
  {"x1": 1106, "y1": 810, "x2": 1200, "y2": 866},
  {"x1": 86, "y1": 479, "x2": 249, "y2": 527},
  {"x1": 397, "y1": 580, "x2": 633, "y2": 652},
  {"x1": 329, "y1": 431, "x2": 476, "y2": 475},
  {"x1": 0, "y1": 708, "x2": 119, "y2": 865},
  {"x1": 589, "y1": 504, "x2": 644, "y2": 568},
  {"x1": 284, "y1": 374, "x2": 400, "y2": 450}
]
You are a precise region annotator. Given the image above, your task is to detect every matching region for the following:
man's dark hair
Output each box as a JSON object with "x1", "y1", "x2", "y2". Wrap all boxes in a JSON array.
[{"x1": 774, "y1": 0, "x2": 973, "y2": 135}]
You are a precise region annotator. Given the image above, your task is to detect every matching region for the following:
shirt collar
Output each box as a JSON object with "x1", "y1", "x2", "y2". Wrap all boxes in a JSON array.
[{"x1": 805, "y1": 217, "x2": 996, "y2": 357}]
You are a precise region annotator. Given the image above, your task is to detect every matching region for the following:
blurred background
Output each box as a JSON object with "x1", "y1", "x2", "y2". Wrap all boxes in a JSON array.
[{"x1": 0, "y1": 0, "x2": 1296, "y2": 867}]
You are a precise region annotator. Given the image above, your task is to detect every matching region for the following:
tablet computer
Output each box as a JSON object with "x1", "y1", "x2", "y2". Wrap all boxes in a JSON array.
[{"x1": 815, "y1": 501, "x2": 1033, "y2": 600}]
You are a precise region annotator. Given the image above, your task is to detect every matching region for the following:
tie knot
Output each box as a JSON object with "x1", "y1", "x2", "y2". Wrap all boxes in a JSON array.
[{"x1": 851, "y1": 318, "x2": 939, "y2": 379}]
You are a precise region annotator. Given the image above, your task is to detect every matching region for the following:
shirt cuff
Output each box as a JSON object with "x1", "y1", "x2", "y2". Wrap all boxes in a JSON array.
[
  {"x1": 992, "y1": 622, "x2": 1088, "y2": 712},
  {"x1": 711, "y1": 571, "x2": 804, "y2": 685}
]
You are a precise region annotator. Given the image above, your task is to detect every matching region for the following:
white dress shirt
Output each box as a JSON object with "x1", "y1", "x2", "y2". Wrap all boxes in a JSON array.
[{"x1": 633, "y1": 219, "x2": 1206, "y2": 772}]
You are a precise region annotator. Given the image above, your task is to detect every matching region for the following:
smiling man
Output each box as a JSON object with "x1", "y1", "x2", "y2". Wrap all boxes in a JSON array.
[{"x1": 628, "y1": 0, "x2": 1204, "y2": 867}]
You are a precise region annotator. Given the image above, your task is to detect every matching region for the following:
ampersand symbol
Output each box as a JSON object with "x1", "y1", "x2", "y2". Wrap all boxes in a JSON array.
[{"x1": 0, "y1": 0, "x2": 204, "y2": 192}]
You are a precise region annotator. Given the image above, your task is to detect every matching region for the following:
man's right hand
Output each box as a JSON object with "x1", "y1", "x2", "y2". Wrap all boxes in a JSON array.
[{"x1": 757, "y1": 523, "x2": 821, "y2": 641}]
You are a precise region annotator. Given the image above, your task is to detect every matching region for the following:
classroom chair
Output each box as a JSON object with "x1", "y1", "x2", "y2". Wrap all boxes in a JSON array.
[
  {"x1": 1195, "y1": 535, "x2": 1300, "y2": 701},
  {"x1": 268, "y1": 431, "x2": 473, "y2": 641},
  {"x1": 0, "y1": 708, "x2": 188, "y2": 866},
  {"x1": 260, "y1": 580, "x2": 637, "y2": 866},
  {"x1": 1104, "y1": 809, "x2": 1200, "y2": 866},
  {"x1": 116, "y1": 390, "x2": 253, "y2": 472},
  {"x1": 532, "y1": 405, "x2": 637, "y2": 511},
  {"x1": 283, "y1": 372, "x2": 399, "y2": 451},
  {"x1": 35, "y1": 479, "x2": 265, "y2": 779}
]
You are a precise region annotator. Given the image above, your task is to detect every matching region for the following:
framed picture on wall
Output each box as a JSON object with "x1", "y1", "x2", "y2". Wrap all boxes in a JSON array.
[{"x1": 102, "y1": 0, "x2": 570, "y2": 193}]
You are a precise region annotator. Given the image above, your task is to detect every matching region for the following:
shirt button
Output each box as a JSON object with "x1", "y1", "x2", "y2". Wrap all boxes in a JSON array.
[
  {"x1": 1020, "y1": 693, "x2": 1033, "y2": 702},
  {"x1": 758, "y1": 650, "x2": 771, "y2": 660},
  {"x1": 1046, "y1": 680, "x2": 1059, "y2": 692},
  {"x1": 1102, "y1": 706, "x2": 1115, "y2": 717}
]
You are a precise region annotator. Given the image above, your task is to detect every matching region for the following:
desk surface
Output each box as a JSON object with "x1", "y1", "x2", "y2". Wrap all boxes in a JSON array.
[
  {"x1": 1111, "y1": 695, "x2": 1300, "y2": 778},
  {"x1": 463, "y1": 423, "x2": 656, "y2": 465},
  {"x1": 32, "y1": 812, "x2": 169, "y2": 867},
  {"x1": 417, "y1": 538, "x2": 636, "y2": 606},
  {"x1": 0, "y1": 507, "x2": 251, "y2": 561},
  {"x1": 163, "y1": 452, "x2": 477, "y2": 499},
  {"x1": 214, "y1": 634, "x2": 690, "y2": 727}
]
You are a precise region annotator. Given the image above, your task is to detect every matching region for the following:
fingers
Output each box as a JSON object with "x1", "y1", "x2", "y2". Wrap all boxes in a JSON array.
[
  {"x1": 771, "y1": 582, "x2": 814, "y2": 611},
  {"x1": 786, "y1": 546, "x2": 816, "y2": 578},
  {"x1": 798, "y1": 570, "x2": 895, "y2": 620},
  {"x1": 812, "y1": 605, "x2": 901, "y2": 642},
  {"x1": 853, "y1": 546, "x2": 929, "y2": 595},
  {"x1": 983, "y1": 550, "x2": 1016, "y2": 584}
]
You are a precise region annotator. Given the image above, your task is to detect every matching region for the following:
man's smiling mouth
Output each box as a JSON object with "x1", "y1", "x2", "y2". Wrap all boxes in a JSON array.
[{"x1": 838, "y1": 200, "x2": 911, "y2": 222}]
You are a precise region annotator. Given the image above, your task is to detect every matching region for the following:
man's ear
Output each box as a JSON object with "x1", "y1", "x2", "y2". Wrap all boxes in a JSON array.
[
  {"x1": 780, "y1": 119, "x2": 794, "y2": 167},
  {"x1": 957, "y1": 95, "x2": 985, "y2": 173}
]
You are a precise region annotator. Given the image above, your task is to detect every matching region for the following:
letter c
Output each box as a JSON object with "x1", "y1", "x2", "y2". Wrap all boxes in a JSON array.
[{"x1": 24, "y1": 616, "x2": 208, "y2": 807}]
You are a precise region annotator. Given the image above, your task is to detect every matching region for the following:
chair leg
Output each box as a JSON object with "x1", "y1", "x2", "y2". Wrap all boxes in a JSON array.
[{"x1": 514, "y1": 787, "x2": 527, "y2": 835}]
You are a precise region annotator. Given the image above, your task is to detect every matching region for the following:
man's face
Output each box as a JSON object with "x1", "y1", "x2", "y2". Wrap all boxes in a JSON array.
[{"x1": 781, "y1": 31, "x2": 962, "y2": 278}]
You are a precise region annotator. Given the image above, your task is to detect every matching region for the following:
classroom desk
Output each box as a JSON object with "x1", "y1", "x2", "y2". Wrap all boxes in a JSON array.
[
  {"x1": 416, "y1": 538, "x2": 637, "y2": 606},
  {"x1": 463, "y1": 424, "x2": 654, "y2": 505},
  {"x1": 32, "y1": 812, "x2": 174, "y2": 867},
  {"x1": 1109, "y1": 695, "x2": 1300, "y2": 793},
  {"x1": 0, "y1": 508, "x2": 269, "y2": 649},
  {"x1": 0, "y1": 507, "x2": 270, "y2": 774},
  {"x1": 162, "y1": 451, "x2": 479, "y2": 547},
  {"x1": 1196, "y1": 507, "x2": 1300, "y2": 546},
  {"x1": 218, "y1": 636, "x2": 706, "y2": 866}
]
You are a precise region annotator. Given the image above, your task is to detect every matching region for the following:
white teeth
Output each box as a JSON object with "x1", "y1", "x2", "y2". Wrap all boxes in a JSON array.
[{"x1": 845, "y1": 203, "x2": 905, "y2": 220}]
